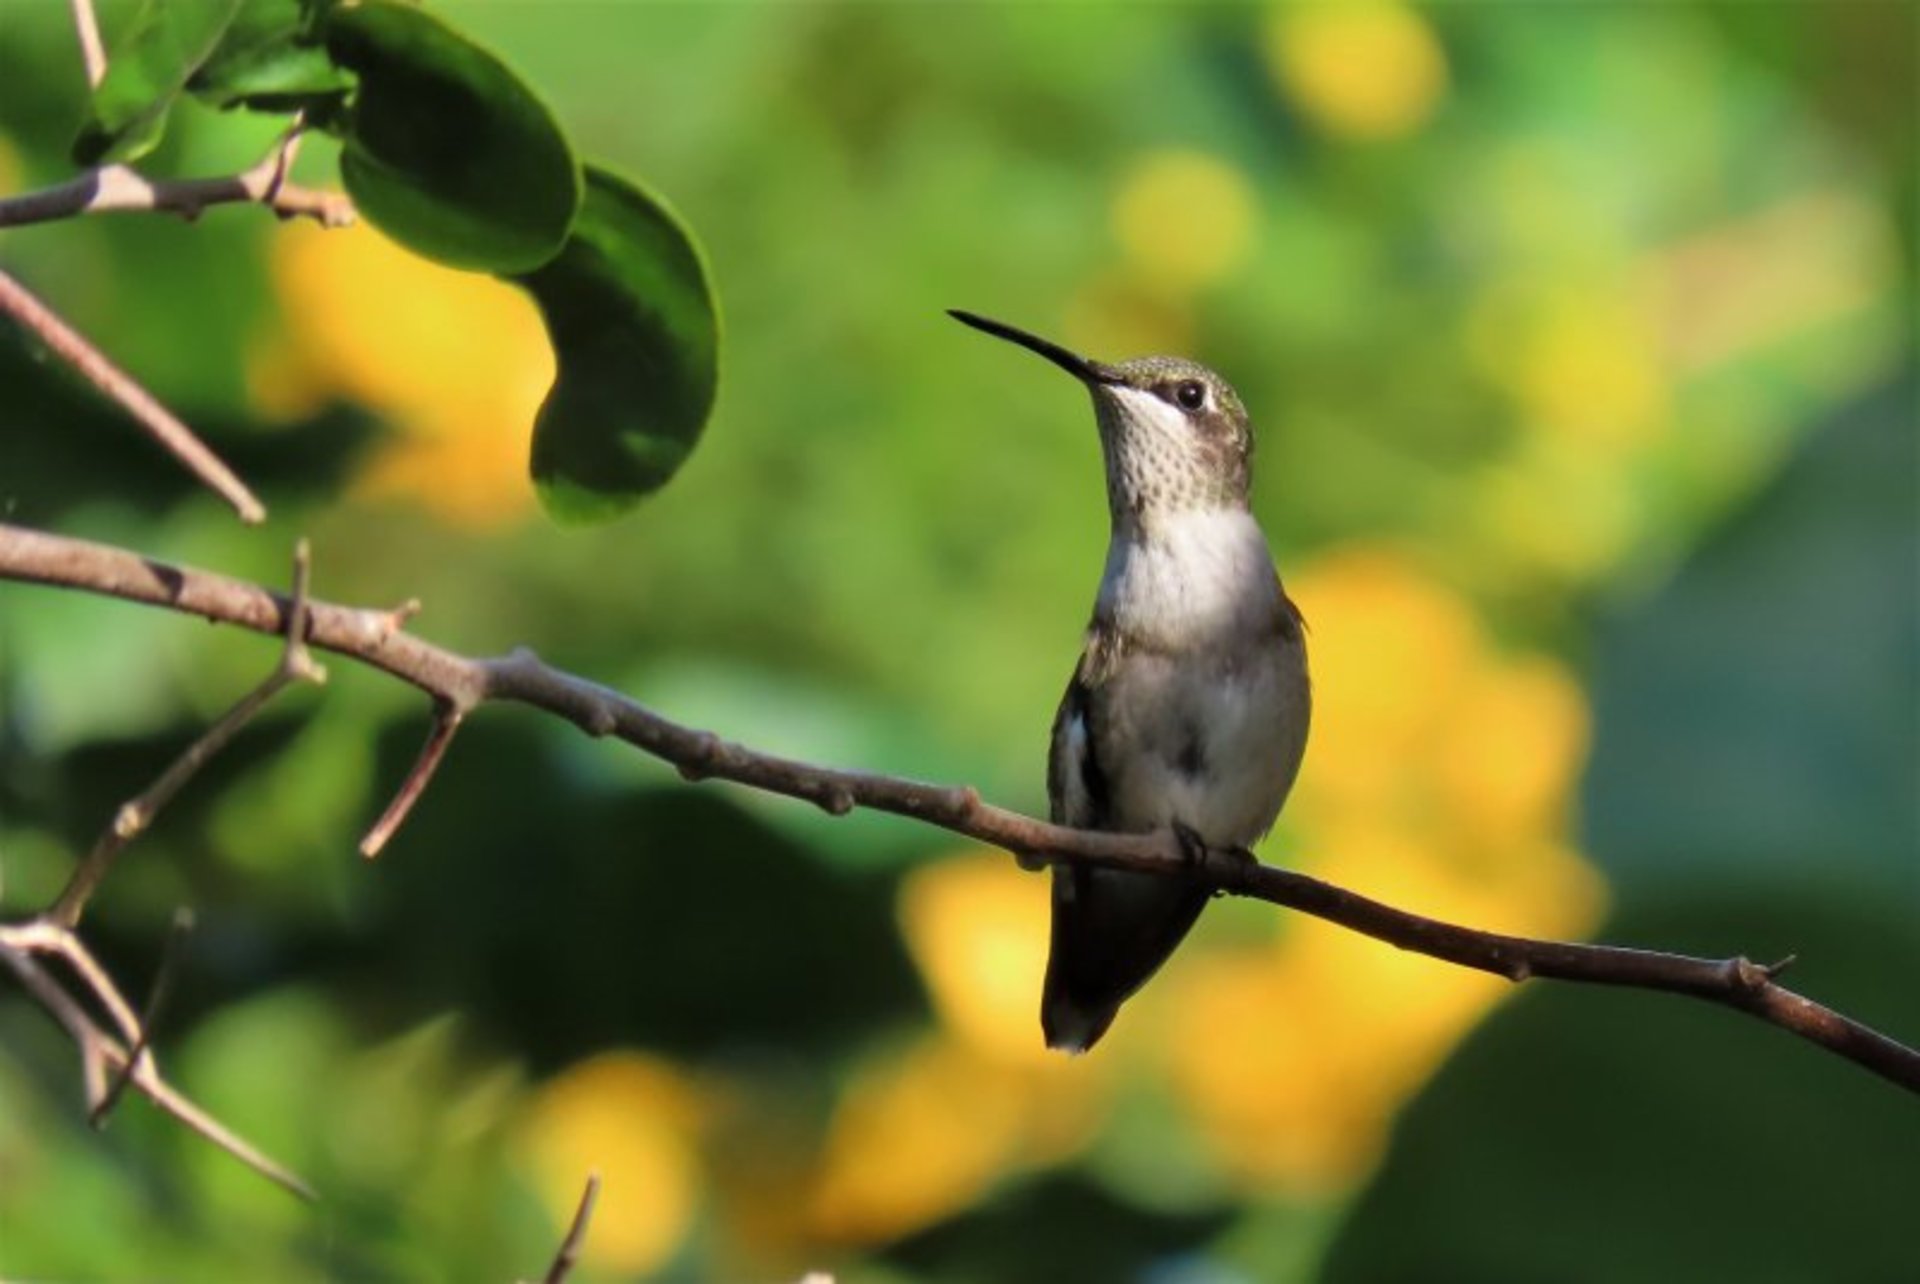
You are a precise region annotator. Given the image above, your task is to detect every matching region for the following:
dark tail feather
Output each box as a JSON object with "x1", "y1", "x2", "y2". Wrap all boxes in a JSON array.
[
  {"x1": 1042, "y1": 990, "x2": 1117, "y2": 1055},
  {"x1": 1041, "y1": 864, "x2": 1210, "y2": 1053}
]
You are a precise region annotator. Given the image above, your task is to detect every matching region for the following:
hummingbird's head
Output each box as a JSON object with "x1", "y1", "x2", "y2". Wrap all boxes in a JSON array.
[{"x1": 948, "y1": 311, "x2": 1253, "y2": 529}]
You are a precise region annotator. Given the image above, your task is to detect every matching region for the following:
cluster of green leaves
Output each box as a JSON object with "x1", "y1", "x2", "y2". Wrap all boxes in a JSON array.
[{"x1": 74, "y1": 0, "x2": 718, "y2": 523}]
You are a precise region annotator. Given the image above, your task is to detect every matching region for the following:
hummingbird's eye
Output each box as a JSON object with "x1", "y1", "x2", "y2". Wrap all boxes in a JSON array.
[{"x1": 1173, "y1": 380, "x2": 1207, "y2": 411}]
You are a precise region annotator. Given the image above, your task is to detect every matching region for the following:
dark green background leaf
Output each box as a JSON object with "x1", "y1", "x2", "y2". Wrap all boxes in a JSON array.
[
  {"x1": 515, "y1": 165, "x2": 720, "y2": 523},
  {"x1": 323, "y1": 0, "x2": 579, "y2": 272},
  {"x1": 188, "y1": 0, "x2": 349, "y2": 112},
  {"x1": 72, "y1": 0, "x2": 245, "y2": 165}
]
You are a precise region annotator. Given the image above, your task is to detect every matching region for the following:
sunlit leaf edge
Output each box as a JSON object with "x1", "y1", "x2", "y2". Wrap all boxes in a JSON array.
[{"x1": 515, "y1": 165, "x2": 722, "y2": 525}]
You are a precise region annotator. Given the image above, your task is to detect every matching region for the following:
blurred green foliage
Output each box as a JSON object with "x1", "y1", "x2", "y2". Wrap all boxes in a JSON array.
[{"x1": 1, "y1": 2, "x2": 1914, "y2": 1281}]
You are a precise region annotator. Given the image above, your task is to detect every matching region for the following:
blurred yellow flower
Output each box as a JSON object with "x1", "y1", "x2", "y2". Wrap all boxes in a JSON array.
[
  {"x1": 260, "y1": 221, "x2": 554, "y2": 527},
  {"x1": 1169, "y1": 830, "x2": 1600, "y2": 1190},
  {"x1": 1434, "y1": 655, "x2": 1588, "y2": 846},
  {"x1": 1284, "y1": 545, "x2": 1478, "y2": 815},
  {"x1": 1267, "y1": 0, "x2": 1448, "y2": 141},
  {"x1": 1110, "y1": 150, "x2": 1257, "y2": 294},
  {"x1": 900, "y1": 851, "x2": 1052, "y2": 1065},
  {"x1": 806, "y1": 1033, "x2": 1102, "y2": 1245},
  {"x1": 519, "y1": 1051, "x2": 705, "y2": 1276},
  {"x1": 826, "y1": 849, "x2": 1123, "y2": 1244},
  {"x1": 1516, "y1": 294, "x2": 1669, "y2": 451},
  {"x1": 806, "y1": 1035, "x2": 1023, "y2": 1244},
  {"x1": 1163, "y1": 544, "x2": 1605, "y2": 1191},
  {"x1": 800, "y1": 852, "x2": 1125, "y2": 1246}
]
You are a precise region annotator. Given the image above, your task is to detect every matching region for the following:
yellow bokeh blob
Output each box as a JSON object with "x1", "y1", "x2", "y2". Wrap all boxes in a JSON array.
[
  {"x1": 806, "y1": 1036, "x2": 1025, "y2": 1244},
  {"x1": 1285, "y1": 545, "x2": 1480, "y2": 811},
  {"x1": 899, "y1": 850, "x2": 1052, "y2": 1065},
  {"x1": 1111, "y1": 150, "x2": 1258, "y2": 293},
  {"x1": 1515, "y1": 296, "x2": 1670, "y2": 451},
  {"x1": 1168, "y1": 828, "x2": 1601, "y2": 1190},
  {"x1": 1169, "y1": 832, "x2": 1604, "y2": 1192},
  {"x1": 806, "y1": 1033, "x2": 1102, "y2": 1246},
  {"x1": 1163, "y1": 543, "x2": 1606, "y2": 1191},
  {"x1": 1267, "y1": 0, "x2": 1448, "y2": 141},
  {"x1": 261, "y1": 221, "x2": 554, "y2": 527},
  {"x1": 1434, "y1": 655, "x2": 1589, "y2": 845},
  {"x1": 518, "y1": 1051, "x2": 704, "y2": 1276}
]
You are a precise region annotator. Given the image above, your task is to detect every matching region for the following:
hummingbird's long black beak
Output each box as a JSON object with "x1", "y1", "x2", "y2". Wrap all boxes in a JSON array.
[{"x1": 948, "y1": 310, "x2": 1124, "y2": 386}]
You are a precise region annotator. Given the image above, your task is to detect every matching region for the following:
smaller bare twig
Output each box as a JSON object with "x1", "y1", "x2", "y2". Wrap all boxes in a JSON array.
[
  {"x1": 0, "y1": 268, "x2": 268, "y2": 524},
  {"x1": 68, "y1": 0, "x2": 106, "y2": 89},
  {"x1": 92, "y1": 906, "x2": 194, "y2": 1126},
  {"x1": 360, "y1": 699, "x2": 467, "y2": 859},
  {"x1": 123, "y1": 1036, "x2": 316, "y2": 1200},
  {"x1": 525, "y1": 1171, "x2": 601, "y2": 1284},
  {"x1": 47, "y1": 540, "x2": 326, "y2": 927}
]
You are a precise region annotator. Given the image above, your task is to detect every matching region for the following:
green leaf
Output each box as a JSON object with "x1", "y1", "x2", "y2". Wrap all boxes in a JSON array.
[
  {"x1": 323, "y1": 0, "x2": 579, "y2": 272},
  {"x1": 188, "y1": 0, "x2": 351, "y2": 112},
  {"x1": 73, "y1": 0, "x2": 247, "y2": 166},
  {"x1": 513, "y1": 166, "x2": 720, "y2": 523}
]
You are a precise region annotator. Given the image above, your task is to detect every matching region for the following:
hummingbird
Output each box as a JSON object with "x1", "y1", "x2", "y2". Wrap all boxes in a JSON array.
[{"x1": 950, "y1": 310, "x2": 1312, "y2": 1053}]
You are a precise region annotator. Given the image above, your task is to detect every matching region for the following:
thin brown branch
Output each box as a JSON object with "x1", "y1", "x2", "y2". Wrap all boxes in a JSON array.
[
  {"x1": 0, "y1": 929, "x2": 313, "y2": 1199},
  {"x1": 1, "y1": 521, "x2": 1916, "y2": 1095},
  {"x1": 68, "y1": 0, "x2": 106, "y2": 89},
  {"x1": 360, "y1": 700, "x2": 466, "y2": 859},
  {"x1": 0, "y1": 268, "x2": 267, "y2": 524},
  {"x1": 0, "y1": 135, "x2": 355, "y2": 230},
  {"x1": 46, "y1": 540, "x2": 326, "y2": 928},
  {"x1": 529, "y1": 1171, "x2": 601, "y2": 1284}
]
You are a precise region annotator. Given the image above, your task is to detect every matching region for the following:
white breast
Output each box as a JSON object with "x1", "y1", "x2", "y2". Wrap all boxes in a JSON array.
[
  {"x1": 1096, "y1": 507, "x2": 1281, "y2": 650},
  {"x1": 1088, "y1": 507, "x2": 1309, "y2": 847}
]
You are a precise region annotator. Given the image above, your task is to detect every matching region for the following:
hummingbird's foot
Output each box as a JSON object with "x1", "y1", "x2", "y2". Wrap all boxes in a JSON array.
[
  {"x1": 1172, "y1": 821, "x2": 1211, "y2": 871},
  {"x1": 1211, "y1": 845, "x2": 1260, "y2": 896}
]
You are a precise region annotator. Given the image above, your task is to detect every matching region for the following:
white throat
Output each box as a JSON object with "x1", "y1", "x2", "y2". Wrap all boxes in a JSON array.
[{"x1": 1095, "y1": 507, "x2": 1279, "y2": 649}]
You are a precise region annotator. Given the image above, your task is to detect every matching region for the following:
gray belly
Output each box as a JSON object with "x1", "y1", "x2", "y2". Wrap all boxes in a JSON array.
[{"x1": 1097, "y1": 638, "x2": 1309, "y2": 848}]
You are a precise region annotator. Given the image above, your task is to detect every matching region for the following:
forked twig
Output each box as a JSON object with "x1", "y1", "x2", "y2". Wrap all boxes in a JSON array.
[
  {"x1": 0, "y1": 930, "x2": 313, "y2": 1199},
  {"x1": 47, "y1": 540, "x2": 326, "y2": 927},
  {"x1": 0, "y1": 545, "x2": 327, "y2": 1199}
]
